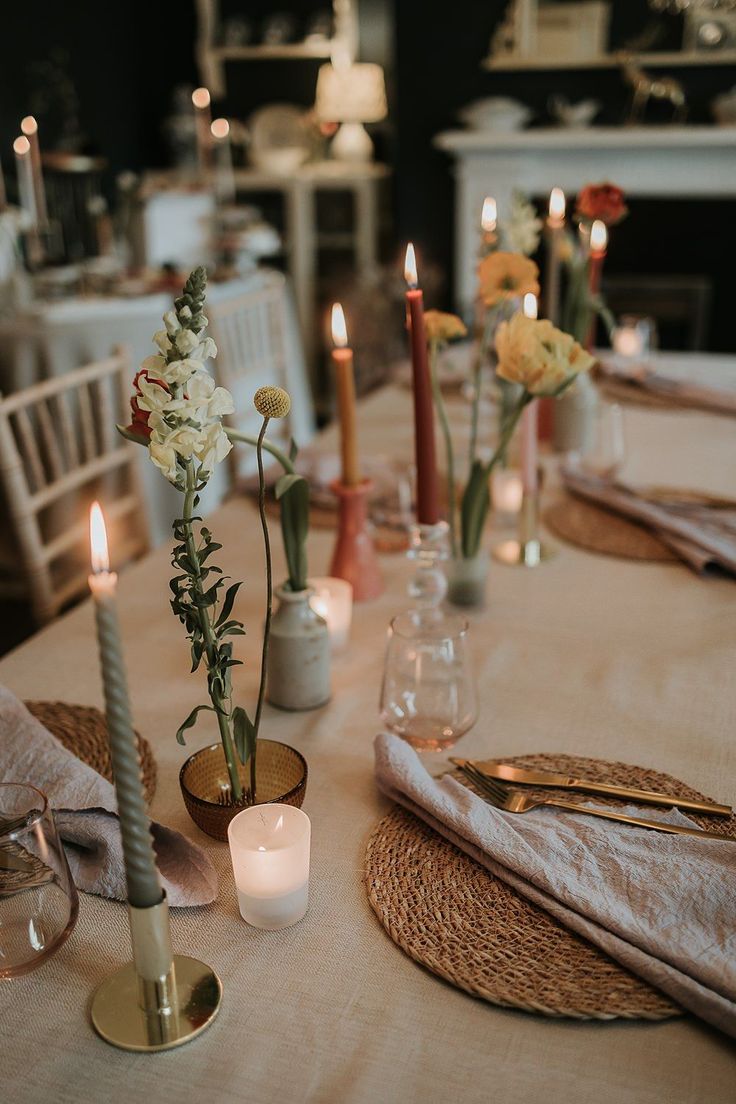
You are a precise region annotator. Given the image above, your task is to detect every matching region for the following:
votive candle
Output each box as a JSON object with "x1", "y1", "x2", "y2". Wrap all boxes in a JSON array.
[
  {"x1": 404, "y1": 243, "x2": 440, "y2": 525},
  {"x1": 228, "y1": 804, "x2": 311, "y2": 929},
  {"x1": 309, "y1": 576, "x2": 353, "y2": 651}
]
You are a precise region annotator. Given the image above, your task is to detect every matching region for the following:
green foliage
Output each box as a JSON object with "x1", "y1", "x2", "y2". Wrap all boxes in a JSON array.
[
  {"x1": 460, "y1": 460, "x2": 491, "y2": 560},
  {"x1": 275, "y1": 472, "x2": 310, "y2": 592}
]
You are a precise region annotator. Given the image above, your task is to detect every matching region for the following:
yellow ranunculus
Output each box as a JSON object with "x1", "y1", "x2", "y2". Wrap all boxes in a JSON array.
[
  {"x1": 424, "y1": 310, "x2": 468, "y2": 343},
  {"x1": 495, "y1": 313, "x2": 595, "y2": 397},
  {"x1": 477, "y1": 251, "x2": 540, "y2": 307}
]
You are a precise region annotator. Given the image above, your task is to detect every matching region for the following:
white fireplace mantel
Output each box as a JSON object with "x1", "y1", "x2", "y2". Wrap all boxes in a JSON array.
[{"x1": 433, "y1": 125, "x2": 736, "y2": 312}]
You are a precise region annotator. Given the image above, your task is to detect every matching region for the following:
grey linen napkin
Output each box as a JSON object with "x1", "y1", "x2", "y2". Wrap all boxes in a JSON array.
[
  {"x1": 563, "y1": 467, "x2": 736, "y2": 576},
  {"x1": 597, "y1": 361, "x2": 736, "y2": 418},
  {"x1": 374, "y1": 732, "x2": 736, "y2": 1038},
  {"x1": 0, "y1": 686, "x2": 217, "y2": 906}
]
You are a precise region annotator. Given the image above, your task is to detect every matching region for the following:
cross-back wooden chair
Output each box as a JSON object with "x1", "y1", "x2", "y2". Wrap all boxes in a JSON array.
[
  {"x1": 208, "y1": 272, "x2": 314, "y2": 483},
  {"x1": 0, "y1": 346, "x2": 149, "y2": 626}
]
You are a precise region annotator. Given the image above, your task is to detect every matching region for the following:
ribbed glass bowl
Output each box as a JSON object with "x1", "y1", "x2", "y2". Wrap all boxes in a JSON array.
[{"x1": 179, "y1": 740, "x2": 308, "y2": 841}]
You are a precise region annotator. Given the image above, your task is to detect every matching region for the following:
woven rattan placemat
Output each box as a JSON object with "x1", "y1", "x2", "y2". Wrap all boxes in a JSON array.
[
  {"x1": 365, "y1": 752, "x2": 736, "y2": 1021},
  {"x1": 544, "y1": 493, "x2": 678, "y2": 562},
  {"x1": 24, "y1": 700, "x2": 157, "y2": 804}
]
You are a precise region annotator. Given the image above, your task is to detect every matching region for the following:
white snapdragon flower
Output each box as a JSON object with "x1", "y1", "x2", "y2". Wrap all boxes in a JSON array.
[
  {"x1": 194, "y1": 336, "x2": 217, "y2": 362},
  {"x1": 140, "y1": 354, "x2": 167, "y2": 377},
  {"x1": 153, "y1": 330, "x2": 172, "y2": 354},
  {"x1": 163, "y1": 310, "x2": 180, "y2": 336},
  {"x1": 195, "y1": 423, "x2": 232, "y2": 475},
  {"x1": 186, "y1": 370, "x2": 234, "y2": 417},
  {"x1": 179, "y1": 305, "x2": 192, "y2": 321},
  {"x1": 136, "y1": 376, "x2": 171, "y2": 415},
  {"x1": 161, "y1": 357, "x2": 204, "y2": 386},
  {"x1": 149, "y1": 439, "x2": 179, "y2": 483},
  {"x1": 175, "y1": 329, "x2": 200, "y2": 356}
]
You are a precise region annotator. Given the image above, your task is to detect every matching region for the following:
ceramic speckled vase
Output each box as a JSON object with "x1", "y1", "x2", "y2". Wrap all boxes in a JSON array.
[{"x1": 267, "y1": 586, "x2": 331, "y2": 711}]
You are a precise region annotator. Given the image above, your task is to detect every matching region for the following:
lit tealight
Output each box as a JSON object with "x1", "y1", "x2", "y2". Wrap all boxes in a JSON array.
[
  {"x1": 481, "y1": 196, "x2": 497, "y2": 233},
  {"x1": 309, "y1": 576, "x2": 353, "y2": 651},
  {"x1": 227, "y1": 804, "x2": 311, "y2": 929}
]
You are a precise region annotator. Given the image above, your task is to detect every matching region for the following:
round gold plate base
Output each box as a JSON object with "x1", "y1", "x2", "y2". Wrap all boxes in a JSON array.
[
  {"x1": 90, "y1": 955, "x2": 222, "y2": 1052},
  {"x1": 493, "y1": 538, "x2": 557, "y2": 567}
]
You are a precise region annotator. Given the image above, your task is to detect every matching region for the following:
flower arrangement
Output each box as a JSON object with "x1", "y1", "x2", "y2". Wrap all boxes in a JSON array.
[
  {"x1": 560, "y1": 180, "x2": 626, "y2": 344},
  {"x1": 575, "y1": 182, "x2": 628, "y2": 227},
  {"x1": 118, "y1": 267, "x2": 295, "y2": 806}
]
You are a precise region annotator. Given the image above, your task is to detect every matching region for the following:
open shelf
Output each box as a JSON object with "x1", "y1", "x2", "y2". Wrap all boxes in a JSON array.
[
  {"x1": 211, "y1": 40, "x2": 334, "y2": 61},
  {"x1": 483, "y1": 50, "x2": 736, "y2": 72}
]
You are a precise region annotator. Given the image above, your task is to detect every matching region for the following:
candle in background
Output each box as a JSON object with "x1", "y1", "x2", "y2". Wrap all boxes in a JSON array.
[
  {"x1": 330, "y1": 303, "x2": 361, "y2": 487},
  {"x1": 480, "y1": 195, "x2": 497, "y2": 250},
  {"x1": 192, "y1": 87, "x2": 213, "y2": 175},
  {"x1": 404, "y1": 243, "x2": 440, "y2": 526},
  {"x1": 20, "y1": 115, "x2": 47, "y2": 225},
  {"x1": 586, "y1": 219, "x2": 607, "y2": 350},
  {"x1": 210, "y1": 117, "x2": 236, "y2": 206},
  {"x1": 13, "y1": 136, "x2": 37, "y2": 226},
  {"x1": 309, "y1": 576, "x2": 353, "y2": 651},
  {"x1": 491, "y1": 468, "x2": 523, "y2": 516},
  {"x1": 544, "y1": 186, "x2": 565, "y2": 325},
  {"x1": 227, "y1": 803, "x2": 311, "y2": 929},
  {"x1": 613, "y1": 325, "x2": 644, "y2": 359},
  {"x1": 520, "y1": 292, "x2": 539, "y2": 497},
  {"x1": 88, "y1": 502, "x2": 162, "y2": 910}
]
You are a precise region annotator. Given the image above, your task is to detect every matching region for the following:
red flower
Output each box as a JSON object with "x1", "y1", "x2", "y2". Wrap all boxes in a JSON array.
[
  {"x1": 575, "y1": 182, "x2": 628, "y2": 226},
  {"x1": 126, "y1": 369, "x2": 169, "y2": 440}
]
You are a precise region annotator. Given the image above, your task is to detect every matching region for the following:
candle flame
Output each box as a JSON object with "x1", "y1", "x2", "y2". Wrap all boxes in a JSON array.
[
  {"x1": 192, "y1": 87, "x2": 211, "y2": 110},
  {"x1": 13, "y1": 136, "x2": 30, "y2": 157},
  {"x1": 331, "y1": 302, "x2": 348, "y2": 348},
  {"x1": 548, "y1": 187, "x2": 565, "y2": 222},
  {"x1": 89, "y1": 501, "x2": 110, "y2": 574},
  {"x1": 481, "y1": 196, "x2": 497, "y2": 232},
  {"x1": 590, "y1": 220, "x2": 608, "y2": 255},
  {"x1": 210, "y1": 117, "x2": 230, "y2": 139},
  {"x1": 404, "y1": 243, "x2": 418, "y2": 289},
  {"x1": 20, "y1": 116, "x2": 38, "y2": 137},
  {"x1": 522, "y1": 293, "x2": 538, "y2": 320}
]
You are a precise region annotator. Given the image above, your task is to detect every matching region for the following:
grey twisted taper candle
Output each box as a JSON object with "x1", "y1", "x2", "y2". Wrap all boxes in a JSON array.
[{"x1": 93, "y1": 591, "x2": 162, "y2": 909}]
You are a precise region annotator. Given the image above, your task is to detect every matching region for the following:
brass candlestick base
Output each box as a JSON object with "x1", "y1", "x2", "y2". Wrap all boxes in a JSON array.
[
  {"x1": 493, "y1": 491, "x2": 555, "y2": 568},
  {"x1": 90, "y1": 895, "x2": 222, "y2": 1052}
]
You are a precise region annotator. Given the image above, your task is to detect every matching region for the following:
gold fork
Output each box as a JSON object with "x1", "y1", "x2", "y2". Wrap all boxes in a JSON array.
[{"x1": 456, "y1": 762, "x2": 734, "y2": 842}]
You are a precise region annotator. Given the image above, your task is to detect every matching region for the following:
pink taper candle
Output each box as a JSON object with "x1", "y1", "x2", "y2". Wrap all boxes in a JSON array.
[{"x1": 520, "y1": 293, "x2": 539, "y2": 496}]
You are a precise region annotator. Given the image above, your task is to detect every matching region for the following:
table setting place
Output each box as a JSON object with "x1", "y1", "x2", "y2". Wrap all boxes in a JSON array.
[{"x1": 1, "y1": 174, "x2": 735, "y2": 1104}]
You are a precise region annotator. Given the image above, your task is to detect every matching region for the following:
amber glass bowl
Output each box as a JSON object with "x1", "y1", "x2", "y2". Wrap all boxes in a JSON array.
[{"x1": 179, "y1": 740, "x2": 308, "y2": 841}]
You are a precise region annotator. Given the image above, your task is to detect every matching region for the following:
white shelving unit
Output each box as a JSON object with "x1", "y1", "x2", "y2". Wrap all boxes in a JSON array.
[{"x1": 484, "y1": 50, "x2": 736, "y2": 72}]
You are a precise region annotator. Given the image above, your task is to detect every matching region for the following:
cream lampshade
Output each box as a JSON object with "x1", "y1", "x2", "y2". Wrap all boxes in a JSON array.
[{"x1": 315, "y1": 62, "x2": 387, "y2": 162}]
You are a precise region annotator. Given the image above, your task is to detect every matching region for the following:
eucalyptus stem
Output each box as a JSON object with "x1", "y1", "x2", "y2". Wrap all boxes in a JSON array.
[
  {"x1": 252, "y1": 418, "x2": 273, "y2": 802},
  {"x1": 183, "y1": 462, "x2": 243, "y2": 802},
  {"x1": 429, "y1": 338, "x2": 458, "y2": 558}
]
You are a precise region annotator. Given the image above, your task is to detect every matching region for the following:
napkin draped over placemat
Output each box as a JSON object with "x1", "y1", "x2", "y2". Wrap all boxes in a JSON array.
[
  {"x1": 596, "y1": 361, "x2": 736, "y2": 418},
  {"x1": 0, "y1": 686, "x2": 217, "y2": 906},
  {"x1": 563, "y1": 467, "x2": 736, "y2": 576},
  {"x1": 374, "y1": 732, "x2": 736, "y2": 1039}
]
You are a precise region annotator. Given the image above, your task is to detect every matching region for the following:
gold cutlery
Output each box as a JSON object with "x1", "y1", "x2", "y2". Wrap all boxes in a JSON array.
[
  {"x1": 455, "y1": 762, "x2": 734, "y2": 842},
  {"x1": 450, "y1": 758, "x2": 732, "y2": 817}
]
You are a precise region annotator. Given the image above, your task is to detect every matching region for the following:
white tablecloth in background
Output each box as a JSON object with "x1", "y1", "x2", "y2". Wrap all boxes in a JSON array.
[
  {"x1": 0, "y1": 270, "x2": 313, "y2": 546},
  {"x1": 0, "y1": 380, "x2": 735, "y2": 1104}
]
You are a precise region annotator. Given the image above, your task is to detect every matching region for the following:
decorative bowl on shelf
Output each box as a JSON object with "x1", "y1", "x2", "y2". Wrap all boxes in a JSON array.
[
  {"x1": 180, "y1": 739, "x2": 308, "y2": 841},
  {"x1": 458, "y1": 97, "x2": 532, "y2": 133}
]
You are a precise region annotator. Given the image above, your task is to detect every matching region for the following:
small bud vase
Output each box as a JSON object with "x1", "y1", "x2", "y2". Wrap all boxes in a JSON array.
[
  {"x1": 446, "y1": 549, "x2": 490, "y2": 609},
  {"x1": 267, "y1": 585, "x2": 331, "y2": 711},
  {"x1": 553, "y1": 373, "x2": 597, "y2": 454}
]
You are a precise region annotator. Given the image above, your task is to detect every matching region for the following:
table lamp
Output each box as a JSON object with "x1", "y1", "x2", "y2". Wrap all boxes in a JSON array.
[{"x1": 315, "y1": 62, "x2": 387, "y2": 162}]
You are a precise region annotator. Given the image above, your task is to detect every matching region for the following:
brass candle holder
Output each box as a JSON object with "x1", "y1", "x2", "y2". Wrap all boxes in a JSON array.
[
  {"x1": 493, "y1": 490, "x2": 555, "y2": 567},
  {"x1": 90, "y1": 892, "x2": 222, "y2": 1052}
]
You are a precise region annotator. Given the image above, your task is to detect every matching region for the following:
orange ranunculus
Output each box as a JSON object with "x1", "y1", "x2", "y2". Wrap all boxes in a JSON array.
[
  {"x1": 575, "y1": 182, "x2": 628, "y2": 226},
  {"x1": 424, "y1": 310, "x2": 468, "y2": 344},
  {"x1": 477, "y1": 251, "x2": 540, "y2": 308}
]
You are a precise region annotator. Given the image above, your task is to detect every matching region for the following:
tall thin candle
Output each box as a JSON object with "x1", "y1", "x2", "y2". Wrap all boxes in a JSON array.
[
  {"x1": 88, "y1": 503, "x2": 162, "y2": 910},
  {"x1": 586, "y1": 219, "x2": 607, "y2": 350},
  {"x1": 20, "y1": 116, "x2": 47, "y2": 225},
  {"x1": 210, "y1": 117, "x2": 236, "y2": 206},
  {"x1": 404, "y1": 243, "x2": 440, "y2": 525},
  {"x1": 192, "y1": 87, "x2": 213, "y2": 175},
  {"x1": 480, "y1": 195, "x2": 497, "y2": 252},
  {"x1": 544, "y1": 187, "x2": 565, "y2": 326},
  {"x1": 331, "y1": 303, "x2": 360, "y2": 486},
  {"x1": 13, "y1": 137, "x2": 37, "y2": 226},
  {"x1": 521, "y1": 293, "x2": 539, "y2": 496}
]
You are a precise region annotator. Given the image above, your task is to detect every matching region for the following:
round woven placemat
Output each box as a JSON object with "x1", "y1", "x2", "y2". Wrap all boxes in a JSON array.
[
  {"x1": 544, "y1": 493, "x2": 678, "y2": 562},
  {"x1": 24, "y1": 700, "x2": 157, "y2": 804},
  {"x1": 365, "y1": 752, "x2": 736, "y2": 1021}
]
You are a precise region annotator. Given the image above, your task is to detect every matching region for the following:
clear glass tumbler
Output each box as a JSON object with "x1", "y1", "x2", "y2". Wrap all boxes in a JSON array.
[
  {"x1": 379, "y1": 610, "x2": 478, "y2": 751},
  {"x1": 0, "y1": 783, "x2": 78, "y2": 978}
]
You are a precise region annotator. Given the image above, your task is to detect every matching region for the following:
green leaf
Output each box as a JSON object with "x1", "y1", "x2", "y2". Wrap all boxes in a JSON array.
[
  {"x1": 232, "y1": 706, "x2": 257, "y2": 765},
  {"x1": 215, "y1": 581, "x2": 242, "y2": 627},
  {"x1": 289, "y1": 437, "x2": 299, "y2": 464},
  {"x1": 176, "y1": 704, "x2": 214, "y2": 745},
  {"x1": 460, "y1": 460, "x2": 490, "y2": 559},
  {"x1": 276, "y1": 474, "x2": 310, "y2": 592}
]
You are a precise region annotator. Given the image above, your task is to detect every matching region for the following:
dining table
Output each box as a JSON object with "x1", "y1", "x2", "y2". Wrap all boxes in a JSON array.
[{"x1": 1, "y1": 369, "x2": 735, "y2": 1104}]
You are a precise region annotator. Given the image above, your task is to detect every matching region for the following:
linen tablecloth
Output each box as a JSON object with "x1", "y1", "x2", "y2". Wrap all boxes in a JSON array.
[{"x1": 1, "y1": 383, "x2": 735, "y2": 1104}]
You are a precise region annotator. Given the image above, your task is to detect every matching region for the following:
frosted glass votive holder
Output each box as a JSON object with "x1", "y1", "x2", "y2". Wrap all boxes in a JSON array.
[
  {"x1": 227, "y1": 803, "x2": 311, "y2": 929},
  {"x1": 309, "y1": 576, "x2": 353, "y2": 651}
]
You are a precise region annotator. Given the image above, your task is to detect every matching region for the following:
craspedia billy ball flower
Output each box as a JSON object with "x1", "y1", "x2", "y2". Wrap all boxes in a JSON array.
[{"x1": 254, "y1": 385, "x2": 291, "y2": 419}]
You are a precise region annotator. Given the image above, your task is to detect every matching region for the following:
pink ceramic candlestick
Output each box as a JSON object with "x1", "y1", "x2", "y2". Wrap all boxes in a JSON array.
[{"x1": 329, "y1": 479, "x2": 383, "y2": 602}]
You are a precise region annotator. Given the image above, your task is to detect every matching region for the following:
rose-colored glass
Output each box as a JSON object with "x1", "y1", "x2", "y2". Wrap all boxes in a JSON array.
[{"x1": 0, "y1": 783, "x2": 78, "y2": 978}]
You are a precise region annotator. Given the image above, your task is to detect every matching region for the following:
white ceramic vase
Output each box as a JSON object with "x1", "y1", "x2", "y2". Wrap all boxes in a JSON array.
[
  {"x1": 553, "y1": 374, "x2": 597, "y2": 454},
  {"x1": 267, "y1": 586, "x2": 331, "y2": 712}
]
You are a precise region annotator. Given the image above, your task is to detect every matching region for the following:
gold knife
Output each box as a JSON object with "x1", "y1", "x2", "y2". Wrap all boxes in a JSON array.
[{"x1": 450, "y1": 759, "x2": 732, "y2": 817}]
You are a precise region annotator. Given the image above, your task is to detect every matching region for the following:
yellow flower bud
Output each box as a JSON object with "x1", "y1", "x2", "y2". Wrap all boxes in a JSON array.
[
  {"x1": 424, "y1": 310, "x2": 468, "y2": 344},
  {"x1": 254, "y1": 385, "x2": 291, "y2": 419}
]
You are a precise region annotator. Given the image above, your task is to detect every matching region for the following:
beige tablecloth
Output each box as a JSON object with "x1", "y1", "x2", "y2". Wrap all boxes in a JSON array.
[{"x1": 1, "y1": 385, "x2": 735, "y2": 1104}]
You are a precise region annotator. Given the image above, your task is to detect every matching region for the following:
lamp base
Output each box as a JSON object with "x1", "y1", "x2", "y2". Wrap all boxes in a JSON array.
[
  {"x1": 90, "y1": 955, "x2": 222, "y2": 1052},
  {"x1": 331, "y1": 122, "x2": 374, "y2": 162}
]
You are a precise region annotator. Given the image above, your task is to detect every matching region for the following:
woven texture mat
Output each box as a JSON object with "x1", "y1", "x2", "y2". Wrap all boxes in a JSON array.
[
  {"x1": 365, "y1": 752, "x2": 736, "y2": 1021},
  {"x1": 544, "y1": 493, "x2": 678, "y2": 562},
  {"x1": 24, "y1": 700, "x2": 157, "y2": 804}
]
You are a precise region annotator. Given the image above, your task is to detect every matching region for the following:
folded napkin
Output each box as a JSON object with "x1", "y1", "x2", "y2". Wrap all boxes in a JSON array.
[
  {"x1": 0, "y1": 687, "x2": 217, "y2": 907},
  {"x1": 597, "y1": 361, "x2": 736, "y2": 418},
  {"x1": 563, "y1": 467, "x2": 736, "y2": 576},
  {"x1": 375, "y1": 732, "x2": 736, "y2": 1038}
]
